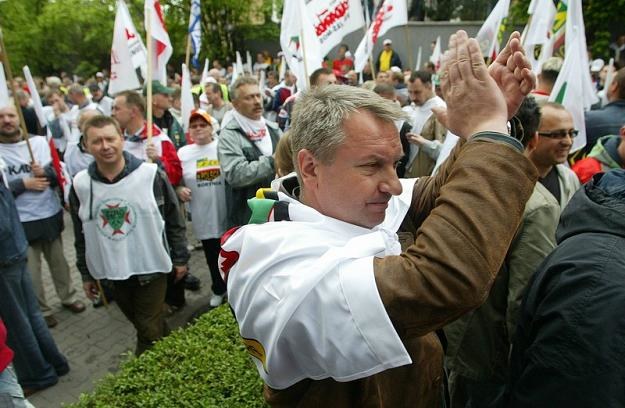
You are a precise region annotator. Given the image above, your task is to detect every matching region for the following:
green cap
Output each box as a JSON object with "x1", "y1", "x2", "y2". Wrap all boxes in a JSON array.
[{"x1": 143, "y1": 80, "x2": 174, "y2": 96}]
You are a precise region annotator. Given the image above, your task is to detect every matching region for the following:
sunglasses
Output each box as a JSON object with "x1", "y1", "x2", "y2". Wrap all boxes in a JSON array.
[{"x1": 537, "y1": 129, "x2": 579, "y2": 139}]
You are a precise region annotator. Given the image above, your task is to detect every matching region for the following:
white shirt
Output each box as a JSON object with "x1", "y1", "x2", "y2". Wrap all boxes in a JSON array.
[
  {"x1": 178, "y1": 141, "x2": 228, "y2": 239},
  {"x1": 402, "y1": 96, "x2": 446, "y2": 164}
]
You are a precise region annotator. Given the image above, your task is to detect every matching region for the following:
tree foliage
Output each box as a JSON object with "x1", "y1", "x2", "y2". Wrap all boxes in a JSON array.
[{"x1": 0, "y1": 0, "x2": 277, "y2": 78}]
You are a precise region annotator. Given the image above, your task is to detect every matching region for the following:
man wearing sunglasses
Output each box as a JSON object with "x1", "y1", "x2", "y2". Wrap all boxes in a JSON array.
[{"x1": 527, "y1": 102, "x2": 580, "y2": 209}]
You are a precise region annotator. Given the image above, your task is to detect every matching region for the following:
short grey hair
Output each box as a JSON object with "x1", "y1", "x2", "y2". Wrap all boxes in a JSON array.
[
  {"x1": 230, "y1": 76, "x2": 259, "y2": 100},
  {"x1": 290, "y1": 85, "x2": 405, "y2": 170}
]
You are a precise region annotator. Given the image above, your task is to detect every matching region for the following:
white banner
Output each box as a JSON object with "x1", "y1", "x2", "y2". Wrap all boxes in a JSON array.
[
  {"x1": 308, "y1": 0, "x2": 365, "y2": 56},
  {"x1": 181, "y1": 63, "x2": 194, "y2": 133},
  {"x1": 23, "y1": 66, "x2": 46, "y2": 128},
  {"x1": 280, "y1": 0, "x2": 323, "y2": 90},
  {"x1": 0, "y1": 63, "x2": 10, "y2": 109},
  {"x1": 109, "y1": 0, "x2": 143, "y2": 95}
]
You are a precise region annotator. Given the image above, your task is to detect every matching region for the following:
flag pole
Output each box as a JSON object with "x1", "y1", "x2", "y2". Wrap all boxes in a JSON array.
[
  {"x1": 299, "y1": 28, "x2": 310, "y2": 89},
  {"x1": 363, "y1": 0, "x2": 376, "y2": 78},
  {"x1": 0, "y1": 27, "x2": 34, "y2": 162},
  {"x1": 403, "y1": 26, "x2": 414, "y2": 70},
  {"x1": 185, "y1": 34, "x2": 192, "y2": 68},
  {"x1": 146, "y1": 3, "x2": 154, "y2": 151}
]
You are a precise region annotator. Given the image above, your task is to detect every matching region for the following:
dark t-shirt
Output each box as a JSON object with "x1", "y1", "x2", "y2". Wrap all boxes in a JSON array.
[{"x1": 539, "y1": 166, "x2": 561, "y2": 204}]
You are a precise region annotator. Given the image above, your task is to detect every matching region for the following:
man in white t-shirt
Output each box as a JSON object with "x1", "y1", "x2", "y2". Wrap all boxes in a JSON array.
[
  {"x1": 402, "y1": 71, "x2": 447, "y2": 167},
  {"x1": 176, "y1": 110, "x2": 228, "y2": 307}
]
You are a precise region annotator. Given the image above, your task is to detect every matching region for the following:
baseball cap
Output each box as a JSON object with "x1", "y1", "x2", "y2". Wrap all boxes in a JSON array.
[
  {"x1": 96, "y1": 72, "x2": 104, "y2": 78},
  {"x1": 383, "y1": 39, "x2": 392, "y2": 46},
  {"x1": 143, "y1": 80, "x2": 174, "y2": 96},
  {"x1": 590, "y1": 58, "x2": 605, "y2": 73},
  {"x1": 189, "y1": 109, "x2": 213, "y2": 124}
]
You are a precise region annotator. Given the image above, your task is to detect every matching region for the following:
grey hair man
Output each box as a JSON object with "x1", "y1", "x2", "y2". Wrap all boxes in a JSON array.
[
  {"x1": 217, "y1": 77, "x2": 282, "y2": 227},
  {"x1": 221, "y1": 30, "x2": 538, "y2": 407}
]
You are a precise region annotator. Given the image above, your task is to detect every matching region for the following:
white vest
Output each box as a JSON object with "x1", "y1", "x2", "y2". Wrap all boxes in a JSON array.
[{"x1": 73, "y1": 163, "x2": 172, "y2": 280}]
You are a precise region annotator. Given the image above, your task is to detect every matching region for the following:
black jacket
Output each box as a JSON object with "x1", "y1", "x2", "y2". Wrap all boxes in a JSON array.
[
  {"x1": 507, "y1": 170, "x2": 625, "y2": 408},
  {"x1": 69, "y1": 152, "x2": 189, "y2": 282}
]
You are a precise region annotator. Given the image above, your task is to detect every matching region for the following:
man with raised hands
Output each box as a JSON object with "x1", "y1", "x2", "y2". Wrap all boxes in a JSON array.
[{"x1": 220, "y1": 30, "x2": 537, "y2": 407}]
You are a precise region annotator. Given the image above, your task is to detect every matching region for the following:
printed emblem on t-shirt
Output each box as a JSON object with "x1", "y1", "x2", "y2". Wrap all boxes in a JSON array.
[
  {"x1": 96, "y1": 198, "x2": 137, "y2": 240},
  {"x1": 196, "y1": 157, "x2": 221, "y2": 184}
]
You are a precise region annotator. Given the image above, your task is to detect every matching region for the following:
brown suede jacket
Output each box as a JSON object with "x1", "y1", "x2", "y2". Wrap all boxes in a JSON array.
[{"x1": 264, "y1": 134, "x2": 538, "y2": 407}]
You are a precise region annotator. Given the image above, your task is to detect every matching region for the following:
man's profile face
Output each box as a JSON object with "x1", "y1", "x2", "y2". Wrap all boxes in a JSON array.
[
  {"x1": 111, "y1": 96, "x2": 134, "y2": 128},
  {"x1": 315, "y1": 73, "x2": 337, "y2": 87},
  {"x1": 233, "y1": 84, "x2": 263, "y2": 120},
  {"x1": 0, "y1": 106, "x2": 20, "y2": 139},
  {"x1": 533, "y1": 106, "x2": 574, "y2": 166},
  {"x1": 85, "y1": 124, "x2": 124, "y2": 166},
  {"x1": 204, "y1": 86, "x2": 220, "y2": 105},
  {"x1": 407, "y1": 78, "x2": 431, "y2": 106},
  {"x1": 305, "y1": 110, "x2": 403, "y2": 229},
  {"x1": 153, "y1": 93, "x2": 171, "y2": 110}
]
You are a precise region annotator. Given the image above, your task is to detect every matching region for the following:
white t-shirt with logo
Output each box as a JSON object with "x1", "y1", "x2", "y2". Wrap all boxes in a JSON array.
[
  {"x1": 177, "y1": 141, "x2": 228, "y2": 240},
  {"x1": 0, "y1": 136, "x2": 61, "y2": 222}
]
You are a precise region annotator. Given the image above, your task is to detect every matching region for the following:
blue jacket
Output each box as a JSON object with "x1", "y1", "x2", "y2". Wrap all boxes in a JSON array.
[
  {"x1": 584, "y1": 99, "x2": 625, "y2": 155},
  {"x1": 507, "y1": 169, "x2": 625, "y2": 407},
  {"x1": 0, "y1": 174, "x2": 28, "y2": 266}
]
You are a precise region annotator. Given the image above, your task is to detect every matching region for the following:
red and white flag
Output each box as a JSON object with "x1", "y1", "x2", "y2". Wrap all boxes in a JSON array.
[
  {"x1": 145, "y1": 0, "x2": 173, "y2": 85},
  {"x1": 353, "y1": 0, "x2": 408, "y2": 73},
  {"x1": 110, "y1": 0, "x2": 144, "y2": 94}
]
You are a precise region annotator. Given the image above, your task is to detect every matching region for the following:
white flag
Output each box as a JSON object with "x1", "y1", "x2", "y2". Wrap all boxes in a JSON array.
[
  {"x1": 415, "y1": 46, "x2": 422, "y2": 71},
  {"x1": 354, "y1": 0, "x2": 408, "y2": 72},
  {"x1": 259, "y1": 69, "x2": 266, "y2": 96},
  {"x1": 279, "y1": 55, "x2": 286, "y2": 82},
  {"x1": 246, "y1": 50, "x2": 253, "y2": 74},
  {"x1": 429, "y1": 36, "x2": 442, "y2": 71},
  {"x1": 200, "y1": 58, "x2": 210, "y2": 85},
  {"x1": 231, "y1": 51, "x2": 244, "y2": 85},
  {"x1": 0, "y1": 63, "x2": 10, "y2": 109},
  {"x1": 522, "y1": 0, "x2": 556, "y2": 72},
  {"x1": 475, "y1": 0, "x2": 510, "y2": 58},
  {"x1": 145, "y1": 0, "x2": 173, "y2": 85},
  {"x1": 548, "y1": 40, "x2": 591, "y2": 152},
  {"x1": 564, "y1": 0, "x2": 597, "y2": 110},
  {"x1": 116, "y1": 0, "x2": 147, "y2": 80},
  {"x1": 109, "y1": 0, "x2": 143, "y2": 95},
  {"x1": 523, "y1": 0, "x2": 556, "y2": 46},
  {"x1": 180, "y1": 63, "x2": 194, "y2": 133},
  {"x1": 188, "y1": 0, "x2": 201, "y2": 68},
  {"x1": 280, "y1": 0, "x2": 323, "y2": 90},
  {"x1": 23, "y1": 66, "x2": 46, "y2": 128}
]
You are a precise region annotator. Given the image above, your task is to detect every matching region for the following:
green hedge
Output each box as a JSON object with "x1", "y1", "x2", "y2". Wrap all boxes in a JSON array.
[{"x1": 69, "y1": 305, "x2": 267, "y2": 408}]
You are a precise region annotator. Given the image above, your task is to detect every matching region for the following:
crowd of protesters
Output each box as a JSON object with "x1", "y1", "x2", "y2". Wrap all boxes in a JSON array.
[{"x1": 1, "y1": 29, "x2": 624, "y2": 407}]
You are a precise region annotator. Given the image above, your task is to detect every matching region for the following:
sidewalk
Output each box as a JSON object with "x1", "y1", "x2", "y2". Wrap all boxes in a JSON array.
[{"x1": 28, "y1": 213, "x2": 216, "y2": 407}]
